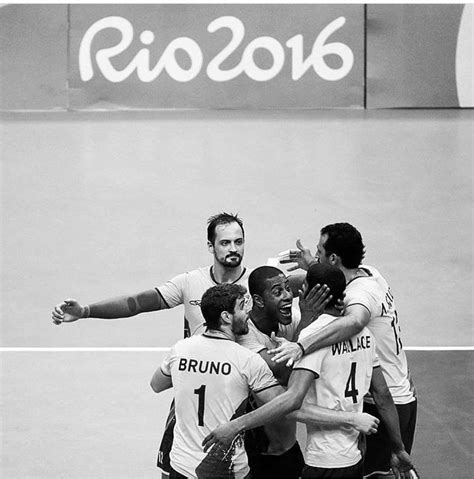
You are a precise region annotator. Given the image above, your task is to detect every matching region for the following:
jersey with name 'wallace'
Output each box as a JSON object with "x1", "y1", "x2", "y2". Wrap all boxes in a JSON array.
[
  {"x1": 157, "y1": 266, "x2": 251, "y2": 337},
  {"x1": 295, "y1": 315, "x2": 379, "y2": 469},
  {"x1": 345, "y1": 265, "x2": 415, "y2": 404},
  {"x1": 161, "y1": 334, "x2": 279, "y2": 479}
]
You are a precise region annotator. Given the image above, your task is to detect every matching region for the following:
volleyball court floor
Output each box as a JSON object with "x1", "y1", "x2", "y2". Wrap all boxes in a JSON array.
[
  {"x1": 1, "y1": 110, "x2": 472, "y2": 477},
  {"x1": 1, "y1": 347, "x2": 472, "y2": 478}
]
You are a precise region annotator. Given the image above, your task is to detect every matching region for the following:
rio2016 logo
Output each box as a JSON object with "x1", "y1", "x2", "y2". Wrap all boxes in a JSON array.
[{"x1": 79, "y1": 15, "x2": 354, "y2": 83}]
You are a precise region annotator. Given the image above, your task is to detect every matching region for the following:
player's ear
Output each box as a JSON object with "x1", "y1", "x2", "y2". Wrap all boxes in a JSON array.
[
  {"x1": 329, "y1": 253, "x2": 339, "y2": 266},
  {"x1": 252, "y1": 294, "x2": 264, "y2": 309},
  {"x1": 220, "y1": 310, "x2": 232, "y2": 326},
  {"x1": 207, "y1": 240, "x2": 214, "y2": 254}
]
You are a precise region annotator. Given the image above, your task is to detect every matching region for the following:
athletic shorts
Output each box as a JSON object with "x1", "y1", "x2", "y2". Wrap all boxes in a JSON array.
[
  {"x1": 157, "y1": 400, "x2": 176, "y2": 473},
  {"x1": 302, "y1": 460, "x2": 363, "y2": 478},
  {"x1": 362, "y1": 400, "x2": 417, "y2": 475},
  {"x1": 247, "y1": 441, "x2": 304, "y2": 479}
]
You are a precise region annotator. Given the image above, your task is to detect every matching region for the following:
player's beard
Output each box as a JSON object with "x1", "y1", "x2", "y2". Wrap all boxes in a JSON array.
[{"x1": 217, "y1": 253, "x2": 243, "y2": 268}]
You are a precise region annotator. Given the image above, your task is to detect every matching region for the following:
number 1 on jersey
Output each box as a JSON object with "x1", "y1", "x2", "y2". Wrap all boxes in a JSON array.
[
  {"x1": 194, "y1": 384, "x2": 206, "y2": 426},
  {"x1": 344, "y1": 362, "x2": 359, "y2": 404}
]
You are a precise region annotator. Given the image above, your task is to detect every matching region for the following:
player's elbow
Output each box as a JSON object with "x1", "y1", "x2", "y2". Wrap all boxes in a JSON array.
[
  {"x1": 150, "y1": 380, "x2": 159, "y2": 393},
  {"x1": 286, "y1": 392, "x2": 305, "y2": 412}
]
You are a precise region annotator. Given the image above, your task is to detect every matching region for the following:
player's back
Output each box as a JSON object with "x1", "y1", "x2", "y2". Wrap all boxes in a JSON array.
[
  {"x1": 166, "y1": 333, "x2": 278, "y2": 478},
  {"x1": 345, "y1": 265, "x2": 415, "y2": 404},
  {"x1": 296, "y1": 316, "x2": 377, "y2": 468}
]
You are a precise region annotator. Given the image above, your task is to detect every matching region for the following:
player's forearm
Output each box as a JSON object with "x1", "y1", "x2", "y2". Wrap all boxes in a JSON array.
[
  {"x1": 290, "y1": 403, "x2": 358, "y2": 428},
  {"x1": 231, "y1": 391, "x2": 301, "y2": 433},
  {"x1": 372, "y1": 389, "x2": 405, "y2": 452},
  {"x1": 87, "y1": 289, "x2": 166, "y2": 319},
  {"x1": 299, "y1": 316, "x2": 363, "y2": 355}
]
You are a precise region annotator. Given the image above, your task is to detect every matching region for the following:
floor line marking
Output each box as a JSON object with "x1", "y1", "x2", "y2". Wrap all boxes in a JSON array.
[{"x1": 1, "y1": 346, "x2": 473, "y2": 352}]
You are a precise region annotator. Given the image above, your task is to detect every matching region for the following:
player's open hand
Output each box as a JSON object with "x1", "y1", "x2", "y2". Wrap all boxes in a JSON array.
[
  {"x1": 299, "y1": 282, "x2": 332, "y2": 325},
  {"x1": 279, "y1": 240, "x2": 316, "y2": 272},
  {"x1": 352, "y1": 412, "x2": 379, "y2": 435},
  {"x1": 52, "y1": 299, "x2": 85, "y2": 325},
  {"x1": 390, "y1": 449, "x2": 416, "y2": 479},
  {"x1": 268, "y1": 334, "x2": 302, "y2": 367},
  {"x1": 202, "y1": 422, "x2": 240, "y2": 453}
]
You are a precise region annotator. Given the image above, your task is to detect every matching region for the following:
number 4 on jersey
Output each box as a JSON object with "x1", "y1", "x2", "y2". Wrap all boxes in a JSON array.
[{"x1": 344, "y1": 362, "x2": 359, "y2": 404}]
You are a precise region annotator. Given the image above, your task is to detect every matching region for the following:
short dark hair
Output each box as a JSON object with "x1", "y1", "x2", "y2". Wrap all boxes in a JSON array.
[
  {"x1": 200, "y1": 283, "x2": 247, "y2": 330},
  {"x1": 320, "y1": 223, "x2": 365, "y2": 268},
  {"x1": 306, "y1": 263, "x2": 346, "y2": 308},
  {"x1": 248, "y1": 266, "x2": 284, "y2": 297},
  {"x1": 207, "y1": 212, "x2": 244, "y2": 244}
]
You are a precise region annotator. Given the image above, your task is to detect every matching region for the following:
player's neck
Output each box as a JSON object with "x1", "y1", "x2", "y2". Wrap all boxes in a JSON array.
[
  {"x1": 249, "y1": 309, "x2": 278, "y2": 337},
  {"x1": 205, "y1": 326, "x2": 235, "y2": 341},
  {"x1": 212, "y1": 262, "x2": 244, "y2": 284},
  {"x1": 344, "y1": 266, "x2": 369, "y2": 284}
]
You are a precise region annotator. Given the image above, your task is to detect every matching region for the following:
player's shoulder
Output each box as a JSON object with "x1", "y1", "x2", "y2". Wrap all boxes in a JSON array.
[
  {"x1": 172, "y1": 334, "x2": 200, "y2": 351},
  {"x1": 299, "y1": 313, "x2": 339, "y2": 341},
  {"x1": 186, "y1": 266, "x2": 213, "y2": 278},
  {"x1": 347, "y1": 266, "x2": 383, "y2": 294}
]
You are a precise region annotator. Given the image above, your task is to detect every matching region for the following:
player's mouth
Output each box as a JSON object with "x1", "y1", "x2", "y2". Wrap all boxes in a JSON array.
[{"x1": 279, "y1": 304, "x2": 292, "y2": 318}]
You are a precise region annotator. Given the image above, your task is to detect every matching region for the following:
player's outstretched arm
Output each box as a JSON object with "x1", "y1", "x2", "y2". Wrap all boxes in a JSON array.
[
  {"x1": 51, "y1": 289, "x2": 169, "y2": 325},
  {"x1": 370, "y1": 366, "x2": 415, "y2": 478}
]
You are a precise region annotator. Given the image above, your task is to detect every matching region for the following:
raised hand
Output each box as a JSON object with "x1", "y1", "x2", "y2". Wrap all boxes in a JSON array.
[
  {"x1": 279, "y1": 239, "x2": 316, "y2": 272},
  {"x1": 299, "y1": 282, "x2": 332, "y2": 325}
]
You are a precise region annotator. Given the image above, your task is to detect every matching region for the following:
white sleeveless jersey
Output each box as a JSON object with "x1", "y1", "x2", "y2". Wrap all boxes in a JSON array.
[
  {"x1": 295, "y1": 315, "x2": 379, "y2": 468},
  {"x1": 236, "y1": 308, "x2": 301, "y2": 353},
  {"x1": 161, "y1": 334, "x2": 279, "y2": 479},
  {"x1": 158, "y1": 266, "x2": 251, "y2": 337},
  {"x1": 345, "y1": 265, "x2": 415, "y2": 404}
]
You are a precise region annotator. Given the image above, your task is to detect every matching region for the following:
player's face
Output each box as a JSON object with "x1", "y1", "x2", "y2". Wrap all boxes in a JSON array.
[
  {"x1": 208, "y1": 222, "x2": 245, "y2": 268},
  {"x1": 261, "y1": 274, "x2": 293, "y2": 325},
  {"x1": 231, "y1": 295, "x2": 250, "y2": 335},
  {"x1": 315, "y1": 234, "x2": 331, "y2": 264}
]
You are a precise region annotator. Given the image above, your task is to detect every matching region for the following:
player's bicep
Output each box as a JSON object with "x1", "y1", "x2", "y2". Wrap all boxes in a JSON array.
[
  {"x1": 253, "y1": 384, "x2": 285, "y2": 406},
  {"x1": 287, "y1": 368, "x2": 317, "y2": 405},
  {"x1": 258, "y1": 349, "x2": 292, "y2": 386},
  {"x1": 344, "y1": 304, "x2": 371, "y2": 330},
  {"x1": 150, "y1": 367, "x2": 173, "y2": 393}
]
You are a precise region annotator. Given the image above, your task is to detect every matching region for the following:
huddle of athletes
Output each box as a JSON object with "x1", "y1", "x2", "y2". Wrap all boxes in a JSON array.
[{"x1": 52, "y1": 213, "x2": 418, "y2": 479}]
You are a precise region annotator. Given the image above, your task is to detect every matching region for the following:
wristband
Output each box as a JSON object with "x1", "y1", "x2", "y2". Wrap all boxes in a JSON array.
[
  {"x1": 83, "y1": 305, "x2": 91, "y2": 318},
  {"x1": 296, "y1": 342, "x2": 305, "y2": 355}
]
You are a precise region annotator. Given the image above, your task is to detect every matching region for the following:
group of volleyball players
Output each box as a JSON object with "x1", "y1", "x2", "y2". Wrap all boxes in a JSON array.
[{"x1": 52, "y1": 212, "x2": 418, "y2": 479}]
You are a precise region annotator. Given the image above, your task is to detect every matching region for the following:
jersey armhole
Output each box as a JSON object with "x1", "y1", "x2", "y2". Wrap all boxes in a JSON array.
[
  {"x1": 155, "y1": 288, "x2": 171, "y2": 309},
  {"x1": 292, "y1": 367, "x2": 319, "y2": 379}
]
